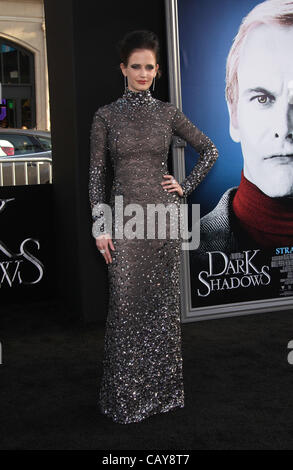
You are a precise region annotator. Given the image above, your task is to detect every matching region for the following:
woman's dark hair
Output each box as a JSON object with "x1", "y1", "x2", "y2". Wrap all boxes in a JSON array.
[{"x1": 118, "y1": 30, "x2": 161, "y2": 77}]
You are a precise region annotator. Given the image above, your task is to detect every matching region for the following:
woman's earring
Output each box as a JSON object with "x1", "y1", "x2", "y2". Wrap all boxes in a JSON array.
[
  {"x1": 152, "y1": 76, "x2": 156, "y2": 92},
  {"x1": 124, "y1": 75, "x2": 128, "y2": 92}
]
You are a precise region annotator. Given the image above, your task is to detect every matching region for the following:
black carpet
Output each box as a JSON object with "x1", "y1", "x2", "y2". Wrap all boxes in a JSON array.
[{"x1": 1, "y1": 299, "x2": 293, "y2": 450}]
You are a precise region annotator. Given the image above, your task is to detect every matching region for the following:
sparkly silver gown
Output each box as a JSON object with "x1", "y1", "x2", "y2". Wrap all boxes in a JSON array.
[{"x1": 89, "y1": 88, "x2": 218, "y2": 424}]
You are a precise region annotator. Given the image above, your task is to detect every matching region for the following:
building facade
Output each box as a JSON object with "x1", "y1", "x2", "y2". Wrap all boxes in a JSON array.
[{"x1": 0, "y1": 0, "x2": 49, "y2": 130}]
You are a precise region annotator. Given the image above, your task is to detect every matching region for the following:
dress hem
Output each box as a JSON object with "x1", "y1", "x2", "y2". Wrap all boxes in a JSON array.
[{"x1": 99, "y1": 400, "x2": 185, "y2": 425}]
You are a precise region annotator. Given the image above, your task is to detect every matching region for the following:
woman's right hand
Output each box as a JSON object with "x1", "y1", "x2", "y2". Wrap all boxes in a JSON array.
[{"x1": 95, "y1": 233, "x2": 115, "y2": 264}]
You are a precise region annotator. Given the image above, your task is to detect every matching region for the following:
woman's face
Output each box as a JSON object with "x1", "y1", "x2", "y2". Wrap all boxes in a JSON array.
[{"x1": 120, "y1": 49, "x2": 159, "y2": 93}]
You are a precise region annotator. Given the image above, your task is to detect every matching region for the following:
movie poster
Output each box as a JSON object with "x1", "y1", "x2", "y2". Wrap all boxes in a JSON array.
[{"x1": 176, "y1": 0, "x2": 293, "y2": 315}]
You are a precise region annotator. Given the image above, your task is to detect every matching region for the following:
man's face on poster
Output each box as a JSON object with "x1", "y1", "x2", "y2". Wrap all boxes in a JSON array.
[{"x1": 228, "y1": 23, "x2": 293, "y2": 198}]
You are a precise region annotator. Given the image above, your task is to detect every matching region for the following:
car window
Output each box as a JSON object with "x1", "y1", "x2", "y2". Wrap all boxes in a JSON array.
[
  {"x1": 0, "y1": 134, "x2": 41, "y2": 154},
  {"x1": 37, "y1": 136, "x2": 52, "y2": 150}
]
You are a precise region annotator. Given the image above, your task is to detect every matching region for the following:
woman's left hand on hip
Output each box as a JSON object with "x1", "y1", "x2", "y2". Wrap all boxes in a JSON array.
[{"x1": 161, "y1": 174, "x2": 183, "y2": 197}]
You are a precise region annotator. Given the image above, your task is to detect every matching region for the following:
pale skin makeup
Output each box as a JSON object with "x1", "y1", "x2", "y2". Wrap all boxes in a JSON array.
[
  {"x1": 120, "y1": 48, "x2": 158, "y2": 93},
  {"x1": 96, "y1": 48, "x2": 183, "y2": 263},
  {"x1": 228, "y1": 24, "x2": 293, "y2": 198}
]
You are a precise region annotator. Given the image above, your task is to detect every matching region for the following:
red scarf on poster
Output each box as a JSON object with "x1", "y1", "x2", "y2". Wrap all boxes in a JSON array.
[{"x1": 232, "y1": 171, "x2": 293, "y2": 248}]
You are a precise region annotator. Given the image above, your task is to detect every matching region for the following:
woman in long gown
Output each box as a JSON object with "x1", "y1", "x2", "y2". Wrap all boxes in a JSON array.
[{"x1": 89, "y1": 30, "x2": 219, "y2": 424}]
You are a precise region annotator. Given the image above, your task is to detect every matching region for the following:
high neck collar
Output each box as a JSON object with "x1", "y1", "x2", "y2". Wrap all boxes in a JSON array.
[
  {"x1": 122, "y1": 87, "x2": 153, "y2": 105},
  {"x1": 232, "y1": 170, "x2": 293, "y2": 247}
]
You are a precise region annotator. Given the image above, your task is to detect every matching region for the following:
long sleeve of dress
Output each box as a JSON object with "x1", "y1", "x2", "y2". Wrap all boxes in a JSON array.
[
  {"x1": 172, "y1": 107, "x2": 219, "y2": 198},
  {"x1": 89, "y1": 110, "x2": 110, "y2": 239}
]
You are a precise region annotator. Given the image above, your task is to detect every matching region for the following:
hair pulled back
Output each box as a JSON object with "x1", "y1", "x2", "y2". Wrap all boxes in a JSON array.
[{"x1": 118, "y1": 30, "x2": 161, "y2": 77}]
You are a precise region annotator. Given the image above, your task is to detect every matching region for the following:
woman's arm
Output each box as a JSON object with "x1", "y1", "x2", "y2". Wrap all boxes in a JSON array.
[
  {"x1": 172, "y1": 107, "x2": 219, "y2": 198},
  {"x1": 89, "y1": 110, "x2": 110, "y2": 239}
]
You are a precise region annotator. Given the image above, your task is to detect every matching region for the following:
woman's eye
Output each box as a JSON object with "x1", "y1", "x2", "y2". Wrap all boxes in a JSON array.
[
  {"x1": 131, "y1": 65, "x2": 140, "y2": 69},
  {"x1": 146, "y1": 65, "x2": 154, "y2": 70}
]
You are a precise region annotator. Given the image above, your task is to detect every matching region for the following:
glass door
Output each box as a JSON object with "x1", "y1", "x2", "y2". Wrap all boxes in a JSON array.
[{"x1": 0, "y1": 39, "x2": 35, "y2": 129}]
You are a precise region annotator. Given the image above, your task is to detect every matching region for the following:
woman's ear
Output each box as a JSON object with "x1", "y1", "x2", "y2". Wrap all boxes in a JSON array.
[{"x1": 120, "y1": 62, "x2": 127, "y2": 77}]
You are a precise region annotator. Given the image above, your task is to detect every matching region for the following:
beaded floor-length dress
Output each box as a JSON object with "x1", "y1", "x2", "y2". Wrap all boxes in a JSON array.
[{"x1": 89, "y1": 88, "x2": 218, "y2": 424}]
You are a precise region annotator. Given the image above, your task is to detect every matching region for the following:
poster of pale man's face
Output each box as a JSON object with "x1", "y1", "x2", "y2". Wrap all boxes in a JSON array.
[{"x1": 227, "y1": 21, "x2": 293, "y2": 198}]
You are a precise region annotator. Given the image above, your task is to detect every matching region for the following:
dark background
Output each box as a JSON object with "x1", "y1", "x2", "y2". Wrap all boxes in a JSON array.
[
  {"x1": 44, "y1": 0, "x2": 169, "y2": 324},
  {"x1": 0, "y1": 185, "x2": 56, "y2": 302}
]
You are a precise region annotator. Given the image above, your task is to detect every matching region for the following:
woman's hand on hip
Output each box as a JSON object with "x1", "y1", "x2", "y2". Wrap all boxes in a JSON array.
[
  {"x1": 161, "y1": 174, "x2": 183, "y2": 197},
  {"x1": 95, "y1": 233, "x2": 115, "y2": 264}
]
